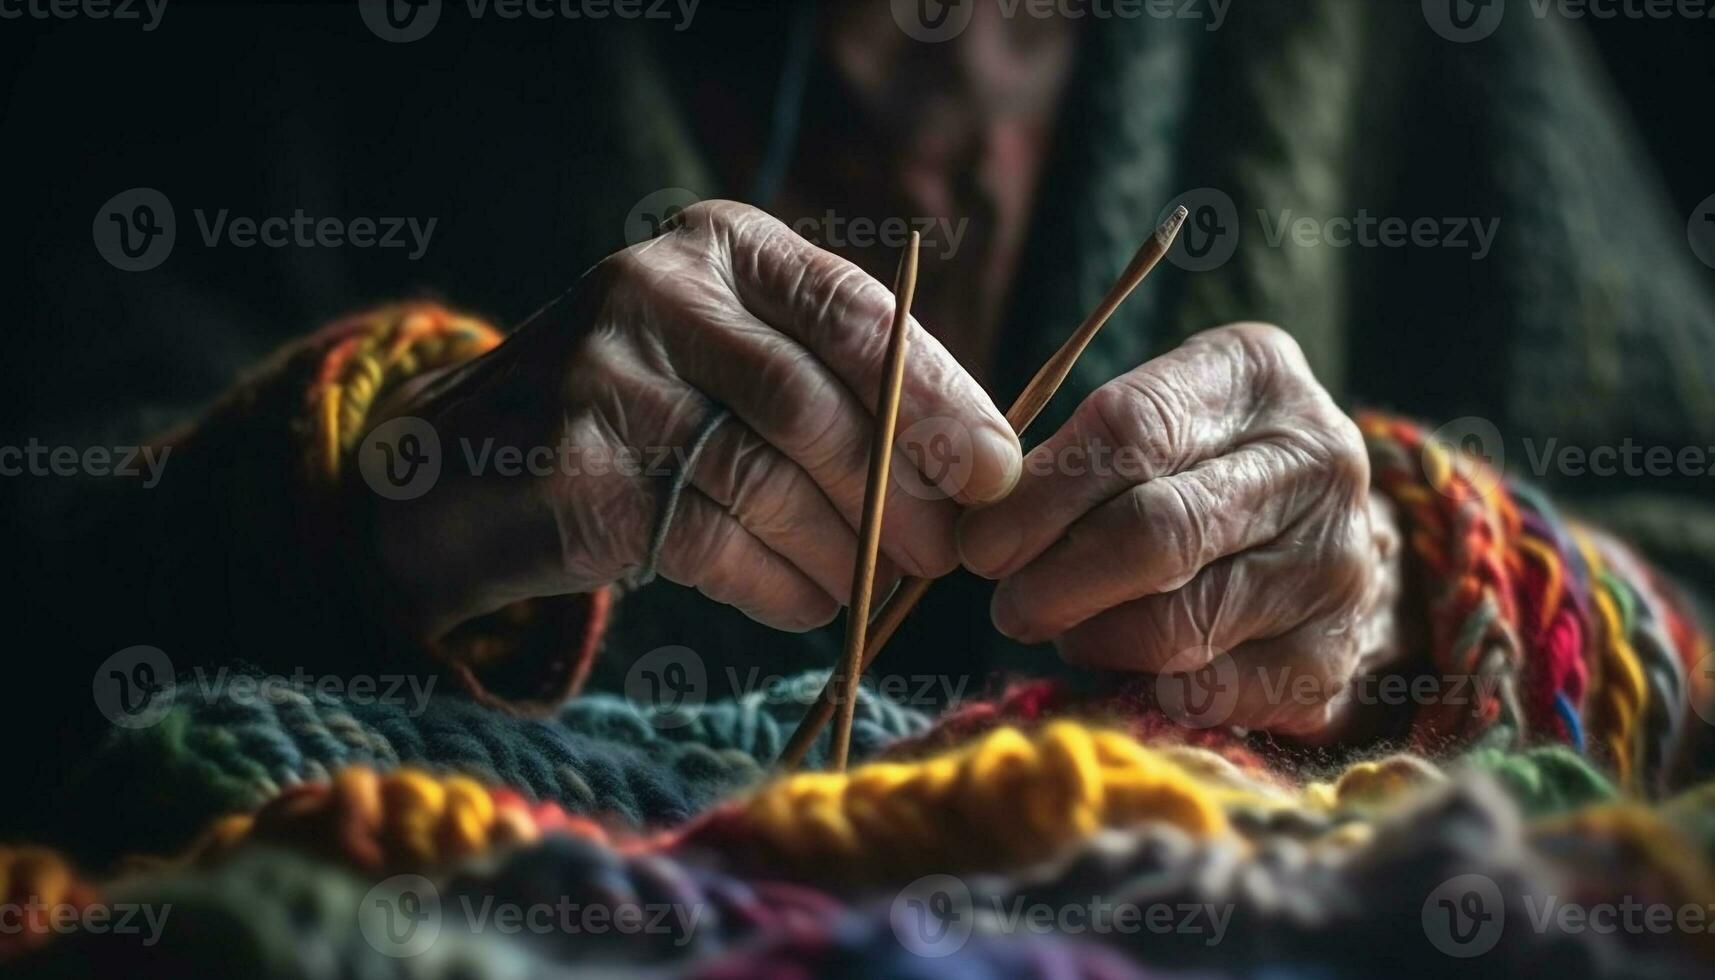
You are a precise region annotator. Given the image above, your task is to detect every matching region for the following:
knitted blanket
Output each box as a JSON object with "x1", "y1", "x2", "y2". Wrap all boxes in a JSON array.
[{"x1": 7, "y1": 300, "x2": 1712, "y2": 978}]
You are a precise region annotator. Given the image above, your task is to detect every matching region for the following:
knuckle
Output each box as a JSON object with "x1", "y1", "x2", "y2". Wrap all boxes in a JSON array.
[
  {"x1": 598, "y1": 244, "x2": 650, "y2": 287},
  {"x1": 724, "y1": 437, "x2": 798, "y2": 535},
  {"x1": 1085, "y1": 378, "x2": 1177, "y2": 466},
  {"x1": 756, "y1": 347, "x2": 852, "y2": 463},
  {"x1": 1223, "y1": 321, "x2": 1301, "y2": 363},
  {"x1": 1211, "y1": 322, "x2": 1313, "y2": 394},
  {"x1": 681, "y1": 199, "x2": 747, "y2": 233},
  {"x1": 1311, "y1": 409, "x2": 1370, "y2": 499},
  {"x1": 678, "y1": 505, "x2": 740, "y2": 576},
  {"x1": 1121, "y1": 481, "x2": 1209, "y2": 592}
]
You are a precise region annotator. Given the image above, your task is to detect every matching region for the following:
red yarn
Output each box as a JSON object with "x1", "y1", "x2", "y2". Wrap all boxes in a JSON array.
[{"x1": 884, "y1": 677, "x2": 1277, "y2": 777}]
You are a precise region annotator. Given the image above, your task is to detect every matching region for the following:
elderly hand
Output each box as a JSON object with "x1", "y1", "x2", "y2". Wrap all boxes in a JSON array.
[
  {"x1": 957, "y1": 323, "x2": 1405, "y2": 737},
  {"x1": 366, "y1": 200, "x2": 1021, "y2": 639}
]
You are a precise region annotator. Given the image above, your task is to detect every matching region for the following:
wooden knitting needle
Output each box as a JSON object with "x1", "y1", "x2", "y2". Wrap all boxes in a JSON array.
[
  {"x1": 783, "y1": 205, "x2": 1190, "y2": 771},
  {"x1": 828, "y1": 230, "x2": 921, "y2": 771}
]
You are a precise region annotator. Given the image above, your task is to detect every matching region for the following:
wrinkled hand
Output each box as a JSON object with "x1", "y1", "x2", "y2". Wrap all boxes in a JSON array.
[
  {"x1": 957, "y1": 323, "x2": 1405, "y2": 737},
  {"x1": 368, "y1": 200, "x2": 1021, "y2": 638}
]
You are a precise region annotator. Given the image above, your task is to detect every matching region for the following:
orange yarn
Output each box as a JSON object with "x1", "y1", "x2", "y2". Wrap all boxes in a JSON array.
[
  {"x1": 0, "y1": 846, "x2": 99, "y2": 959},
  {"x1": 302, "y1": 303, "x2": 502, "y2": 485},
  {"x1": 191, "y1": 767, "x2": 609, "y2": 874}
]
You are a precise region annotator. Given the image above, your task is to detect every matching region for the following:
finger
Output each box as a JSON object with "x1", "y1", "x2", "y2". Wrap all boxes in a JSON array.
[
  {"x1": 1217, "y1": 628, "x2": 1367, "y2": 737},
  {"x1": 1054, "y1": 552, "x2": 1312, "y2": 673},
  {"x1": 959, "y1": 329, "x2": 1276, "y2": 580},
  {"x1": 990, "y1": 443, "x2": 1331, "y2": 643},
  {"x1": 1133, "y1": 626, "x2": 1365, "y2": 738},
  {"x1": 656, "y1": 487, "x2": 840, "y2": 633},
  {"x1": 689, "y1": 415, "x2": 900, "y2": 607},
  {"x1": 656, "y1": 291, "x2": 965, "y2": 577},
  {"x1": 704, "y1": 202, "x2": 1023, "y2": 505}
]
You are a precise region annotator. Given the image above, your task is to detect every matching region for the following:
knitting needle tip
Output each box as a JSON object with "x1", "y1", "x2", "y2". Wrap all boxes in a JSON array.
[{"x1": 1157, "y1": 205, "x2": 1190, "y2": 248}]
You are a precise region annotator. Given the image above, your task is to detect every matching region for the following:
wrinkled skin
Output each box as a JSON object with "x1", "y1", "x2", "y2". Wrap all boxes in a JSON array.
[
  {"x1": 369, "y1": 206, "x2": 1403, "y2": 738},
  {"x1": 957, "y1": 324, "x2": 1406, "y2": 737},
  {"x1": 368, "y1": 200, "x2": 1022, "y2": 638}
]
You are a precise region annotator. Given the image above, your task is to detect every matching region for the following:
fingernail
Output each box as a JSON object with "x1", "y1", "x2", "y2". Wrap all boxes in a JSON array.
[
  {"x1": 957, "y1": 508, "x2": 1023, "y2": 579},
  {"x1": 968, "y1": 425, "x2": 1022, "y2": 504},
  {"x1": 990, "y1": 583, "x2": 1027, "y2": 640}
]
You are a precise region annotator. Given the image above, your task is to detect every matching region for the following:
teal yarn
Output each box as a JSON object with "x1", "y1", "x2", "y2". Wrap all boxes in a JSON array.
[
  {"x1": 1460, "y1": 745, "x2": 1618, "y2": 818},
  {"x1": 48, "y1": 669, "x2": 928, "y2": 866},
  {"x1": 54, "y1": 677, "x2": 771, "y2": 866},
  {"x1": 559, "y1": 670, "x2": 932, "y2": 768}
]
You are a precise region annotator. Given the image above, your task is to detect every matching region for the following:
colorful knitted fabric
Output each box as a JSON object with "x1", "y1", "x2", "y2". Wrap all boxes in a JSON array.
[
  {"x1": 46, "y1": 668, "x2": 922, "y2": 868},
  {"x1": 8, "y1": 311, "x2": 1714, "y2": 978}
]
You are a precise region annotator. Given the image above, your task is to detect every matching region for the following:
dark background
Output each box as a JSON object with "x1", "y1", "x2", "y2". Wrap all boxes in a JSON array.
[{"x1": 2, "y1": 0, "x2": 1712, "y2": 438}]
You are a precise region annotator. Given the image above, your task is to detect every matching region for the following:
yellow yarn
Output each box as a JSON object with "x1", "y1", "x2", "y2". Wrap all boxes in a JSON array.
[
  {"x1": 1309, "y1": 754, "x2": 1449, "y2": 813},
  {"x1": 711, "y1": 723, "x2": 1229, "y2": 882},
  {"x1": 304, "y1": 304, "x2": 502, "y2": 484},
  {"x1": 1152, "y1": 745, "x2": 1294, "y2": 805},
  {"x1": 192, "y1": 767, "x2": 553, "y2": 872},
  {"x1": 1152, "y1": 745, "x2": 1448, "y2": 823},
  {"x1": 1574, "y1": 530, "x2": 1648, "y2": 789}
]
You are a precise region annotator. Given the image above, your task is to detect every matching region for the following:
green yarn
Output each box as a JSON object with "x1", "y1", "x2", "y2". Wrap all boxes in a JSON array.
[{"x1": 1461, "y1": 744, "x2": 1618, "y2": 818}]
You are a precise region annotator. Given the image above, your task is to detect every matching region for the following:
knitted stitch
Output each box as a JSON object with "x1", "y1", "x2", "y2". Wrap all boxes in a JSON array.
[
  {"x1": 439, "y1": 833, "x2": 841, "y2": 965},
  {"x1": 977, "y1": 777, "x2": 1691, "y2": 978},
  {"x1": 687, "y1": 916, "x2": 1170, "y2": 980},
  {"x1": 55, "y1": 670, "x2": 929, "y2": 867},
  {"x1": 559, "y1": 670, "x2": 932, "y2": 768},
  {"x1": 189, "y1": 766, "x2": 608, "y2": 874},
  {"x1": 683, "y1": 723, "x2": 1230, "y2": 884},
  {"x1": 9, "y1": 849, "x2": 553, "y2": 980},
  {"x1": 57, "y1": 681, "x2": 763, "y2": 866}
]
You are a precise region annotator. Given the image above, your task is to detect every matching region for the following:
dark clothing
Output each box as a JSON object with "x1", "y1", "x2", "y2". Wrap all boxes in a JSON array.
[{"x1": 5, "y1": 4, "x2": 1713, "y2": 823}]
